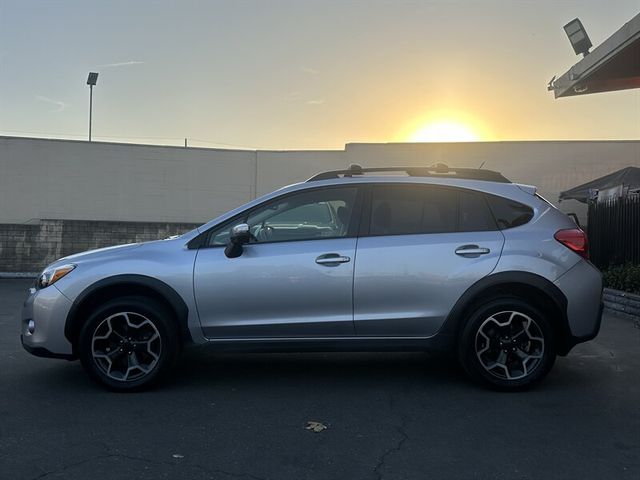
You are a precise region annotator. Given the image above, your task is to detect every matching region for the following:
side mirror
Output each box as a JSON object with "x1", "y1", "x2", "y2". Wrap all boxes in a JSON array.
[{"x1": 225, "y1": 223, "x2": 251, "y2": 258}]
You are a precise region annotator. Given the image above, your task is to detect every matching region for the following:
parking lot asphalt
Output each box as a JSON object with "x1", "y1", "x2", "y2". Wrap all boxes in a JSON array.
[{"x1": 1, "y1": 278, "x2": 639, "y2": 480}]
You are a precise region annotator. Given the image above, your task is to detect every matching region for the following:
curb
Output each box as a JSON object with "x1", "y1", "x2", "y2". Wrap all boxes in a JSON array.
[{"x1": 603, "y1": 288, "x2": 640, "y2": 322}]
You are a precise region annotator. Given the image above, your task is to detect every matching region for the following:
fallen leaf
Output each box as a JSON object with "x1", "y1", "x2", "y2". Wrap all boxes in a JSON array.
[{"x1": 305, "y1": 421, "x2": 327, "y2": 432}]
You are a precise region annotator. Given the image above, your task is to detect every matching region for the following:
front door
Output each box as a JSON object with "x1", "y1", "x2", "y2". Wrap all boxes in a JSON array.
[{"x1": 194, "y1": 185, "x2": 362, "y2": 338}]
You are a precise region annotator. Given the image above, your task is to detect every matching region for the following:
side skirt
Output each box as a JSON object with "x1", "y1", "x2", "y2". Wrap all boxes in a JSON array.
[{"x1": 195, "y1": 334, "x2": 455, "y2": 354}]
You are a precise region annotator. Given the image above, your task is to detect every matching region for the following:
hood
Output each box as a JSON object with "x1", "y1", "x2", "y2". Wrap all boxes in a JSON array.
[{"x1": 54, "y1": 242, "x2": 144, "y2": 265}]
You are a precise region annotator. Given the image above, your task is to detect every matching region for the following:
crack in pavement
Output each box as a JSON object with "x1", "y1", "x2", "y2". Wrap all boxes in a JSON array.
[
  {"x1": 30, "y1": 454, "x2": 123, "y2": 480},
  {"x1": 29, "y1": 452, "x2": 269, "y2": 480},
  {"x1": 371, "y1": 415, "x2": 409, "y2": 480}
]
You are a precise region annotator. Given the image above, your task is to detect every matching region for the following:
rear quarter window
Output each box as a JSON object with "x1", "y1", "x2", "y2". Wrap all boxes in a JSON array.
[
  {"x1": 485, "y1": 194, "x2": 534, "y2": 229},
  {"x1": 459, "y1": 190, "x2": 497, "y2": 232}
]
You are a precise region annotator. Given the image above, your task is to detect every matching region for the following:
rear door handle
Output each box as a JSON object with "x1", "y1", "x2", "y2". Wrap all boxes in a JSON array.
[
  {"x1": 315, "y1": 253, "x2": 351, "y2": 266},
  {"x1": 455, "y1": 245, "x2": 491, "y2": 257}
]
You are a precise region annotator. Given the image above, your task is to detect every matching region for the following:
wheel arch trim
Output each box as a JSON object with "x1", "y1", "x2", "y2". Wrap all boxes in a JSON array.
[
  {"x1": 64, "y1": 274, "x2": 191, "y2": 350},
  {"x1": 440, "y1": 271, "x2": 573, "y2": 355}
]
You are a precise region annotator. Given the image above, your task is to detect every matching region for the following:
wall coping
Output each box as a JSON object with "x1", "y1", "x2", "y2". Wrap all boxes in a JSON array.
[
  {"x1": 603, "y1": 287, "x2": 640, "y2": 302},
  {"x1": 0, "y1": 272, "x2": 38, "y2": 278}
]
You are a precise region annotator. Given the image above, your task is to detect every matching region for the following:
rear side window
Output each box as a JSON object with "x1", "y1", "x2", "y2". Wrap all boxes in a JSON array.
[
  {"x1": 485, "y1": 194, "x2": 534, "y2": 229},
  {"x1": 459, "y1": 191, "x2": 497, "y2": 232},
  {"x1": 369, "y1": 185, "x2": 457, "y2": 235}
]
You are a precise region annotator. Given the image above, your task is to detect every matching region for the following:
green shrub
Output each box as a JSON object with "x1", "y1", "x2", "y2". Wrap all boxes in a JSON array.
[{"x1": 602, "y1": 263, "x2": 640, "y2": 295}]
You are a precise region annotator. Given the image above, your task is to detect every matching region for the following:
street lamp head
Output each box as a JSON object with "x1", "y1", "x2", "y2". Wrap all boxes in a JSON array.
[
  {"x1": 563, "y1": 18, "x2": 592, "y2": 57},
  {"x1": 87, "y1": 72, "x2": 99, "y2": 86}
]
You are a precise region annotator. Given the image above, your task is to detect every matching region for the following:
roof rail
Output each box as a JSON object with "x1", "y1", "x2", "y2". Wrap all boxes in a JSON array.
[{"x1": 306, "y1": 163, "x2": 511, "y2": 183}]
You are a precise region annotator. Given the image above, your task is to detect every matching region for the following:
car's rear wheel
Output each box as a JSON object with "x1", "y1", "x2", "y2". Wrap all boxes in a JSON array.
[
  {"x1": 78, "y1": 296, "x2": 179, "y2": 391},
  {"x1": 458, "y1": 297, "x2": 556, "y2": 390}
]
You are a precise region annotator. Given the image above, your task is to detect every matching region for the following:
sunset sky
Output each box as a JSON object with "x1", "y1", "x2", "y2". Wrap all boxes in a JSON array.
[{"x1": 1, "y1": 0, "x2": 639, "y2": 150}]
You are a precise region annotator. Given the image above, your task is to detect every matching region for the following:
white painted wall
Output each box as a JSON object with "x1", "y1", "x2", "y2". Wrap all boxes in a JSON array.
[
  {"x1": 1, "y1": 136, "x2": 638, "y2": 225},
  {"x1": 256, "y1": 150, "x2": 344, "y2": 197},
  {"x1": 0, "y1": 137, "x2": 257, "y2": 223}
]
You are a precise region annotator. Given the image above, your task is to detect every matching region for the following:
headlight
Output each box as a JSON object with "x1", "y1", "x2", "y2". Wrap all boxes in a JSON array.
[{"x1": 38, "y1": 264, "x2": 76, "y2": 289}]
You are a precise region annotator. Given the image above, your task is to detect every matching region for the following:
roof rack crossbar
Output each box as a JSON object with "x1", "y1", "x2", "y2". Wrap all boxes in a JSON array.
[{"x1": 306, "y1": 163, "x2": 510, "y2": 183}]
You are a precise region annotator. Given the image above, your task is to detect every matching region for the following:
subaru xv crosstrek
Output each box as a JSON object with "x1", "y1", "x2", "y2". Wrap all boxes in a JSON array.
[{"x1": 21, "y1": 164, "x2": 603, "y2": 391}]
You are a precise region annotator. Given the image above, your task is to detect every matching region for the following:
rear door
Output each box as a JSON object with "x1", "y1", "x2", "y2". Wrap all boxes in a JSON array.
[{"x1": 353, "y1": 184, "x2": 504, "y2": 337}]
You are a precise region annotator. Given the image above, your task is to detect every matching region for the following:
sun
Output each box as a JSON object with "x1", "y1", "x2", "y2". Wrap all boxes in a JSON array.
[{"x1": 409, "y1": 119, "x2": 480, "y2": 143}]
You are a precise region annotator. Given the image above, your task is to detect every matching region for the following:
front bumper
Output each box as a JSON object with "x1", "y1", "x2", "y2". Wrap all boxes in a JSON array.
[
  {"x1": 20, "y1": 285, "x2": 76, "y2": 359},
  {"x1": 21, "y1": 336, "x2": 75, "y2": 360}
]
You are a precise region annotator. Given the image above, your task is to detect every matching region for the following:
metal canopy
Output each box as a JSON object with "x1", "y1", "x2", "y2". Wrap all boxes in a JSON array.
[
  {"x1": 550, "y1": 12, "x2": 640, "y2": 98},
  {"x1": 559, "y1": 166, "x2": 640, "y2": 203}
]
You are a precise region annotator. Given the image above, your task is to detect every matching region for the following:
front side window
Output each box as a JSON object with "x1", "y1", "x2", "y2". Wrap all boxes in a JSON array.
[
  {"x1": 208, "y1": 187, "x2": 358, "y2": 246},
  {"x1": 369, "y1": 185, "x2": 457, "y2": 235}
]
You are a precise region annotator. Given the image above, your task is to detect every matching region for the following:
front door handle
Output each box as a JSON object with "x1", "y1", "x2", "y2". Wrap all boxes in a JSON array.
[
  {"x1": 315, "y1": 253, "x2": 351, "y2": 266},
  {"x1": 455, "y1": 245, "x2": 491, "y2": 257}
]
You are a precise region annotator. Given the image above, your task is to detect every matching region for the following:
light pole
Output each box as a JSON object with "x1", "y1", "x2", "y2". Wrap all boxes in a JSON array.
[{"x1": 86, "y1": 72, "x2": 99, "y2": 141}]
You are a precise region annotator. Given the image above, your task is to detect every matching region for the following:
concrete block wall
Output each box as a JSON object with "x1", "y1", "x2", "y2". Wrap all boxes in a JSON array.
[
  {"x1": 603, "y1": 288, "x2": 640, "y2": 321},
  {"x1": 0, "y1": 223, "x2": 45, "y2": 273},
  {"x1": 0, "y1": 219, "x2": 199, "y2": 274}
]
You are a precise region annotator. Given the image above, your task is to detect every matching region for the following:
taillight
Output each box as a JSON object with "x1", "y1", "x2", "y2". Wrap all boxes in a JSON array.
[{"x1": 554, "y1": 228, "x2": 589, "y2": 260}]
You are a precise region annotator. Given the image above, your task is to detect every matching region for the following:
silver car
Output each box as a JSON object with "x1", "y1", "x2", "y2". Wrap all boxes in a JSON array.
[{"x1": 21, "y1": 164, "x2": 603, "y2": 391}]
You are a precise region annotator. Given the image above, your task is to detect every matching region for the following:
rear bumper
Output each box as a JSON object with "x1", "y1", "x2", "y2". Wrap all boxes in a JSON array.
[
  {"x1": 563, "y1": 302, "x2": 603, "y2": 353},
  {"x1": 554, "y1": 260, "x2": 603, "y2": 352}
]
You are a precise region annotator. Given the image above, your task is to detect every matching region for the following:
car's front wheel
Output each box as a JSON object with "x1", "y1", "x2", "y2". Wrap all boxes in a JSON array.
[
  {"x1": 78, "y1": 296, "x2": 179, "y2": 391},
  {"x1": 458, "y1": 297, "x2": 557, "y2": 390}
]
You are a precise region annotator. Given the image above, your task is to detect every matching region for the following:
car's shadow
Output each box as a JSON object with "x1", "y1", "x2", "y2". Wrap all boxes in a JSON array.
[
  {"x1": 174, "y1": 349, "x2": 465, "y2": 388},
  {"x1": 23, "y1": 347, "x2": 597, "y2": 395},
  {"x1": 25, "y1": 349, "x2": 470, "y2": 392}
]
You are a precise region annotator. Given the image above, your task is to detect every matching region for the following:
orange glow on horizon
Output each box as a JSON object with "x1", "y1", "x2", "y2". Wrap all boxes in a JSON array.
[
  {"x1": 409, "y1": 120, "x2": 480, "y2": 142},
  {"x1": 399, "y1": 112, "x2": 490, "y2": 143}
]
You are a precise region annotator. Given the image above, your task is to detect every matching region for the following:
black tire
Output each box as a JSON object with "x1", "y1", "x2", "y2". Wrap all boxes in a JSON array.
[
  {"x1": 78, "y1": 296, "x2": 180, "y2": 392},
  {"x1": 458, "y1": 296, "x2": 557, "y2": 391}
]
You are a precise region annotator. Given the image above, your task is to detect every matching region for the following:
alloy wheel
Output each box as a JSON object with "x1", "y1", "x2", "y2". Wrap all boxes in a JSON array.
[
  {"x1": 475, "y1": 310, "x2": 545, "y2": 381},
  {"x1": 91, "y1": 312, "x2": 162, "y2": 382}
]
